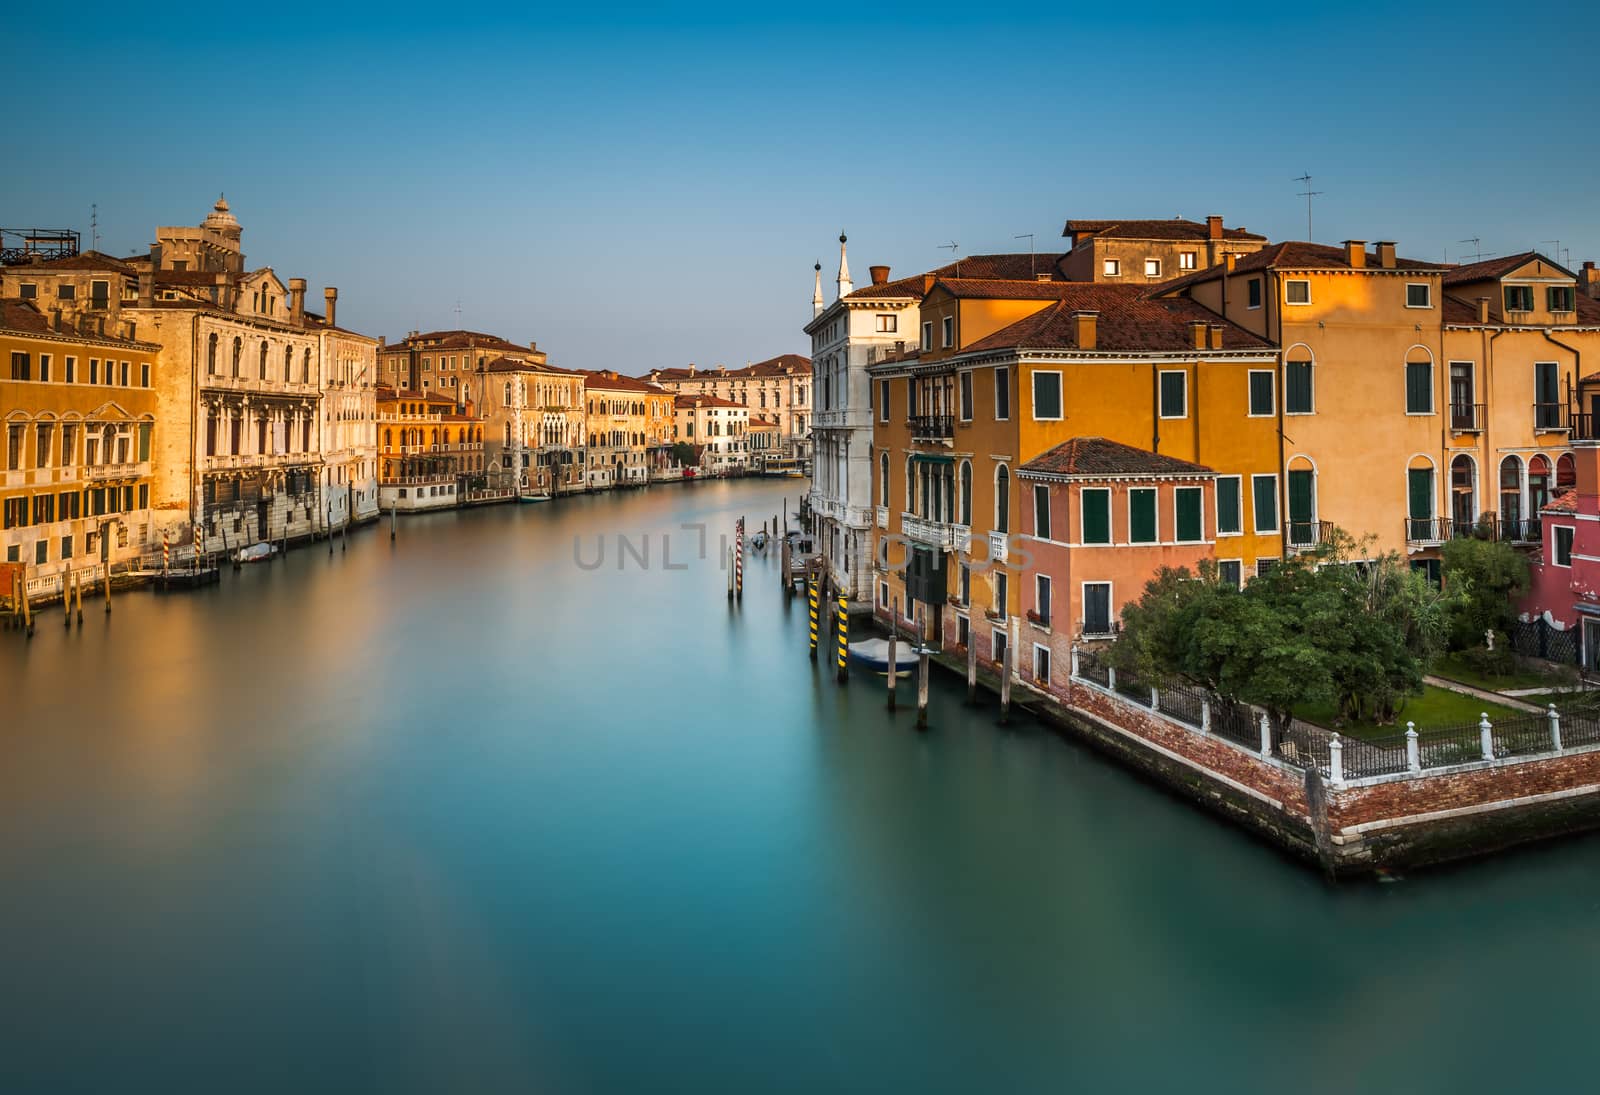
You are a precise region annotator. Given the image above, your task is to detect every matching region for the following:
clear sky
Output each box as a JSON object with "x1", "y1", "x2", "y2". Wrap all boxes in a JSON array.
[{"x1": 9, "y1": 2, "x2": 1596, "y2": 372}]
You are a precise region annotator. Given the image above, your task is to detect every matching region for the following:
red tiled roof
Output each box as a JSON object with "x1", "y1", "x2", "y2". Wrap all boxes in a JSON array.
[
  {"x1": 1544, "y1": 488, "x2": 1578, "y2": 514},
  {"x1": 1443, "y1": 290, "x2": 1600, "y2": 328},
  {"x1": 650, "y1": 356, "x2": 811, "y2": 381},
  {"x1": 386, "y1": 329, "x2": 532, "y2": 354},
  {"x1": 931, "y1": 278, "x2": 1084, "y2": 301},
  {"x1": 1062, "y1": 218, "x2": 1265, "y2": 243},
  {"x1": 482, "y1": 355, "x2": 577, "y2": 375},
  {"x1": 1, "y1": 249, "x2": 135, "y2": 274},
  {"x1": 842, "y1": 253, "x2": 1069, "y2": 303},
  {"x1": 1019, "y1": 437, "x2": 1215, "y2": 480},
  {"x1": 674, "y1": 393, "x2": 746, "y2": 410},
  {"x1": 582, "y1": 370, "x2": 673, "y2": 394},
  {"x1": 1442, "y1": 251, "x2": 1549, "y2": 286},
  {"x1": 0, "y1": 299, "x2": 158, "y2": 347},
  {"x1": 958, "y1": 286, "x2": 1274, "y2": 354},
  {"x1": 375, "y1": 387, "x2": 457, "y2": 404},
  {"x1": 1154, "y1": 240, "x2": 1446, "y2": 297}
]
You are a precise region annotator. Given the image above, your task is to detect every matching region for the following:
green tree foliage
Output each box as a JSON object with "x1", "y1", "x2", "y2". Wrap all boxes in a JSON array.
[
  {"x1": 1440, "y1": 537, "x2": 1530, "y2": 650},
  {"x1": 670, "y1": 442, "x2": 699, "y2": 468},
  {"x1": 1112, "y1": 531, "x2": 1450, "y2": 730}
]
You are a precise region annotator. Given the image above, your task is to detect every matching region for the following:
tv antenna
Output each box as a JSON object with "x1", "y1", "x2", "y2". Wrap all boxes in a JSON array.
[
  {"x1": 939, "y1": 240, "x2": 960, "y2": 278},
  {"x1": 1293, "y1": 174, "x2": 1321, "y2": 240},
  {"x1": 1014, "y1": 233, "x2": 1035, "y2": 277},
  {"x1": 453, "y1": 299, "x2": 462, "y2": 325},
  {"x1": 1459, "y1": 238, "x2": 1489, "y2": 262},
  {"x1": 1542, "y1": 240, "x2": 1570, "y2": 267},
  {"x1": 90, "y1": 203, "x2": 99, "y2": 251}
]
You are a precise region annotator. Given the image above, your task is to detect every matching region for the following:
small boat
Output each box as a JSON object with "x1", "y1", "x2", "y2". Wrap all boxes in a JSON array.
[
  {"x1": 848, "y1": 637, "x2": 921, "y2": 671},
  {"x1": 518, "y1": 492, "x2": 552, "y2": 504},
  {"x1": 234, "y1": 542, "x2": 277, "y2": 564},
  {"x1": 750, "y1": 530, "x2": 768, "y2": 551}
]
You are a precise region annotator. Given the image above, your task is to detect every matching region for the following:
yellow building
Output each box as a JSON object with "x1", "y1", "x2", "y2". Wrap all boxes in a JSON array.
[
  {"x1": 482, "y1": 355, "x2": 587, "y2": 495},
  {"x1": 869, "y1": 279, "x2": 1280, "y2": 660},
  {"x1": 582, "y1": 371, "x2": 675, "y2": 487},
  {"x1": 374, "y1": 387, "x2": 483, "y2": 511},
  {"x1": 2, "y1": 300, "x2": 162, "y2": 588}
]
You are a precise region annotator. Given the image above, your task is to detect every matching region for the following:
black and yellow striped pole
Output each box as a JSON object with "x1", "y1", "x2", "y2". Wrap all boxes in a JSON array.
[
  {"x1": 835, "y1": 591, "x2": 849, "y2": 683},
  {"x1": 807, "y1": 577, "x2": 819, "y2": 660}
]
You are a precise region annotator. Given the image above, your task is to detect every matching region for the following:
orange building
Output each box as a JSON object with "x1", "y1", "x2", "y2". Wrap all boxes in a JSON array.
[{"x1": 374, "y1": 387, "x2": 484, "y2": 511}]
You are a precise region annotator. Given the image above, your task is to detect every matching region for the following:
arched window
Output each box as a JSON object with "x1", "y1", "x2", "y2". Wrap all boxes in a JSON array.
[
  {"x1": 284, "y1": 346, "x2": 293, "y2": 383},
  {"x1": 1406, "y1": 456, "x2": 1435, "y2": 541},
  {"x1": 302, "y1": 349, "x2": 312, "y2": 384},
  {"x1": 1450, "y1": 454, "x2": 1477, "y2": 533},
  {"x1": 1529, "y1": 454, "x2": 1552, "y2": 514},
  {"x1": 995, "y1": 464, "x2": 1010, "y2": 533},
  {"x1": 1286, "y1": 457, "x2": 1317, "y2": 546},
  {"x1": 504, "y1": 422, "x2": 512, "y2": 446},
  {"x1": 1500, "y1": 455, "x2": 1524, "y2": 534},
  {"x1": 384, "y1": 429, "x2": 392, "y2": 448},
  {"x1": 504, "y1": 382, "x2": 512, "y2": 405},
  {"x1": 232, "y1": 337, "x2": 242, "y2": 377},
  {"x1": 1557, "y1": 453, "x2": 1576, "y2": 491},
  {"x1": 960, "y1": 460, "x2": 973, "y2": 525},
  {"x1": 207, "y1": 333, "x2": 218, "y2": 375},
  {"x1": 259, "y1": 340, "x2": 269, "y2": 380},
  {"x1": 879, "y1": 452, "x2": 889, "y2": 506}
]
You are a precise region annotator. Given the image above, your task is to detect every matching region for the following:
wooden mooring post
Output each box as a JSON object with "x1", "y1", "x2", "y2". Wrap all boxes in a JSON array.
[
  {"x1": 886, "y1": 597, "x2": 899, "y2": 712},
  {"x1": 74, "y1": 569, "x2": 83, "y2": 625},
  {"x1": 835, "y1": 590, "x2": 849, "y2": 684},
  {"x1": 1000, "y1": 631, "x2": 1013, "y2": 724},
  {"x1": 916, "y1": 607, "x2": 930, "y2": 730},
  {"x1": 967, "y1": 628, "x2": 978, "y2": 703}
]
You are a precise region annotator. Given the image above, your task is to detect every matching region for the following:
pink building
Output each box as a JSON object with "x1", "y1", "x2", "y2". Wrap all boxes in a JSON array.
[{"x1": 1520, "y1": 442, "x2": 1600, "y2": 665}]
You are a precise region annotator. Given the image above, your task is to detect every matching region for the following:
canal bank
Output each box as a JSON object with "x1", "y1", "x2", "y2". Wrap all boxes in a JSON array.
[{"x1": 5, "y1": 480, "x2": 1600, "y2": 1094}]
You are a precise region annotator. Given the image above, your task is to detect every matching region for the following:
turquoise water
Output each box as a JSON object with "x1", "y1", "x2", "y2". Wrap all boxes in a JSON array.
[{"x1": 2, "y1": 480, "x2": 1597, "y2": 1093}]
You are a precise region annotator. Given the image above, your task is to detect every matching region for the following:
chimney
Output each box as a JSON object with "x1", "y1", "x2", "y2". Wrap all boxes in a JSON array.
[
  {"x1": 1208, "y1": 324, "x2": 1224, "y2": 350},
  {"x1": 1343, "y1": 240, "x2": 1367, "y2": 269},
  {"x1": 1375, "y1": 241, "x2": 1397, "y2": 269},
  {"x1": 869, "y1": 265, "x2": 890, "y2": 286},
  {"x1": 150, "y1": 243, "x2": 163, "y2": 270},
  {"x1": 922, "y1": 273, "x2": 937, "y2": 295},
  {"x1": 48, "y1": 307, "x2": 62, "y2": 332},
  {"x1": 1188, "y1": 320, "x2": 1207, "y2": 349},
  {"x1": 324, "y1": 287, "x2": 338, "y2": 327},
  {"x1": 1073, "y1": 310, "x2": 1098, "y2": 350},
  {"x1": 289, "y1": 277, "x2": 306, "y2": 326},
  {"x1": 1224, "y1": 253, "x2": 1237, "y2": 272},
  {"x1": 1477, "y1": 297, "x2": 1491, "y2": 323},
  {"x1": 122, "y1": 319, "x2": 137, "y2": 340},
  {"x1": 137, "y1": 268, "x2": 154, "y2": 308},
  {"x1": 214, "y1": 271, "x2": 228, "y2": 308},
  {"x1": 1582, "y1": 261, "x2": 1599, "y2": 299},
  {"x1": 1207, "y1": 215, "x2": 1223, "y2": 240}
]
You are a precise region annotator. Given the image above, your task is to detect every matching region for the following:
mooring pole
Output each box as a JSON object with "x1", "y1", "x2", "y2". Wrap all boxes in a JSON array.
[
  {"x1": 74, "y1": 569, "x2": 83, "y2": 625},
  {"x1": 780, "y1": 535, "x2": 791, "y2": 596},
  {"x1": 328, "y1": 504, "x2": 335, "y2": 555},
  {"x1": 917, "y1": 639, "x2": 931, "y2": 730},
  {"x1": 836, "y1": 590, "x2": 849, "y2": 683},
  {"x1": 735, "y1": 518, "x2": 744, "y2": 601},
  {"x1": 20, "y1": 572, "x2": 33, "y2": 638},
  {"x1": 1000, "y1": 632, "x2": 1013, "y2": 725},
  {"x1": 391, "y1": 499, "x2": 397, "y2": 541},
  {"x1": 886, "y1": 597, "x2": 899, "y2": 712},
  {"x1": 966, "y1": 623, "x2": 978, "y2": 703},
  {"x1": 727, "y1": 545, "x2": 734, "y2": 600},
  {"x1": 807, "y1": 576, "x2": 819, "y2": 660}
]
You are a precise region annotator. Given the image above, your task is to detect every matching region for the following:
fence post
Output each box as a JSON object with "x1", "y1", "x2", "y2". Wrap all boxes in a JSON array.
[
  {"x1": 1200, "y1": 698, "x2": 1210, "y2": 734},
  {"x1": 1329, "y1": 733, "x2": 1344, "y2": 785},
  {"x1": 1549, "y1": 703, "x2": 1563, "y2": 752},
  {"x1": 1150, "y1": 686, "x2": 1160, "y2": 712},
  {"x1": 1479, "y1": 713, "x2": 1495, "y2": 761},
  {"x1": 1405, "y1": 721, "x2": 1420, "y2": 773},
  {"x1": 1258, "y1": 712, "x2": 1272, "y2": 758},
  {"x1": 1070, "y1": 646, "x2": 1080, "y2": 679},
  {"x1": 1106, "y1": 665, "x2": 1117, "y2": 691}
]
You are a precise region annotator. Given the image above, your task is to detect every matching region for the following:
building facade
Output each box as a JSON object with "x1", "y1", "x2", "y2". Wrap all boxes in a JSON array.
[
  {"x1": 647, "y1": 354, "x2": 811, "y2": 459},
  {"x1": 482, "y1": 356, "x2": 586, "y2": 495},
  {"x1": 375, "y1": 388, "x2": 483, "y2": 511},
  {"x1": 582, "y1": 371, "x2": 674, "y2": 488},
  {"x1": 673, "y1": 394, "x2": 750, "y2": 474},
  {"x1": 309, "y1": 289, "x2": 379, "y2": 527}
]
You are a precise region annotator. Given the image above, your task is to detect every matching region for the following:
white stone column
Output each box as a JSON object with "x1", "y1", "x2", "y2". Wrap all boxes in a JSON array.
[
  {"x1": 1548, "y1": 704, "x2": 1562, "y2": 752},
  {"x1": 1329, "y1": 733, "x2": 1345, "y2": 784},
  {"x1": 1258, "y1": 712, "x2": 1272, "y2": 757},
  {"x1": 1405, "y1": 721, "x2": 1420, "y2": 772},
  {"x1": 1479, "y1": 713, "x2": 1495, "y2": 761}
]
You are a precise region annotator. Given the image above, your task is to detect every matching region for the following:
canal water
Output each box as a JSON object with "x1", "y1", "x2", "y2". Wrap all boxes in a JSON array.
[{"x1": 2, "y1": 480, "x2": 1597, "y2": 1093}]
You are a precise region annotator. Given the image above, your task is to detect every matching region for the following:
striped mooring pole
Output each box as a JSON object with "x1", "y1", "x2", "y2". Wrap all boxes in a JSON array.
[
  {"x1": 735, "y1": 517, "x2": 744, "y2": 601},
  {"x1": 835, "y1": 591, "x2": 848, "y2": 683},
  {"x1": 162, "y1": 531, "x2": 169, "y2": 577},
  {"x1": 807, "y1": 577, "x2": 819, "y2": 661}
]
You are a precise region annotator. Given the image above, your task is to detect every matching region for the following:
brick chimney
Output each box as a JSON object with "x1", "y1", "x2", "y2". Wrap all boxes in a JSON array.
[
  {"x1": 1477, "y1": 297, "x2": 1490, "y2": 323},
  {"x1": 1224, "y1": 253, "x2": 1237, "y2": 272},
  {"x1": 137, "y1": 269, "x2": 153, "y2": 308},
  {"x1": 1207, "y1": 215, "x2": 1223, "y2": 240},
  {"x1": 1343, "y1": 240, "x2": 1367, "y2": 268},
  {"x1": 214, "y1": 272, "x2": 228, "y2": 308},
  {"x1": 289, "y1": 278, "x2": 306, "y2": 326},
  {"x1": 869, "y1": 265, "x2": 890, "y2": 286},
  {"x1": 1208, "y1": 324, "x2": 1224, "y2": 350},
  {"x1": 1073, "y1": 310, "x2": 1098, "y2": 350},
  {"x1": 324, "y1": 287, "x2": 337, "y2": 327},
  {"x1": 1188, "y1": 320, "x2": 1207, "y2": 349},
  {"x1": 1375, "y1": 241, "x2": 1397, "y2": 269},
  {"x1": 1582, "y1": 261, "x2": 1600, "y2": 299}
]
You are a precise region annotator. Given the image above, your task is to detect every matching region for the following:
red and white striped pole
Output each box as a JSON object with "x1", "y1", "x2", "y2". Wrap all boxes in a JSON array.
[
  {"x1": 735, "y1": 517, "x2": 744, "y2": 601},
  {"x1": 162, "y1": 530, "x2": 169, "y2": 576}
]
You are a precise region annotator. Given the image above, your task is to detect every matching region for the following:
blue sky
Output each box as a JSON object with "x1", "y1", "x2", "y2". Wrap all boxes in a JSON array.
[{"x1": 9, "y1": 3, "x2": 1596, "y2": 372}]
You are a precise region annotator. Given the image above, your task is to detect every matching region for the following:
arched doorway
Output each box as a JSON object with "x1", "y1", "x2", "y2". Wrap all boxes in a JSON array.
[{"x1": 1450, "y1": 454, "x2": 1476, "y2": 534}]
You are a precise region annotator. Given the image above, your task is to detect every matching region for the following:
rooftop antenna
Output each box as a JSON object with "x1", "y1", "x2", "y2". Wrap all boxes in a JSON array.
[
  {"x1": 454, "y1": 299, "x2": 462, "y2": 326},
  {"x1": 1542, "y1": 240, "x2": 1570, "y2": 267},
  {"x1": 1459, "y1": 238, "x2": 1487, "y2": 262},
  {"x1": 90, "y1": 203, "x2": 99, "y2": 251},
  {"x1": 1293, "y1": 173, "x2": 1322, "y2": 240},
  {"x1": 1014, "y1": 233, "x2": 1035, "y2": 278},
  {"x1": 939, "y1": 240, "x2": 960, "y2": 278}
]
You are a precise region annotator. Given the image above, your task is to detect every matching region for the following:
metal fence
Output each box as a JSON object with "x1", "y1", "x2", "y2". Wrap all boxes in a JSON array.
[
  {"x1": 1209, "y1": 699, "x2": 1260, "y2": 752},
  {"x1": 1077, "y1": 650, "x2": 1111, "y2": 688},
  {"x1": 1508, "y1": 618, "x2": 1581, "y2": 666},
  {"x1": 1159, "y1": 683, "x2": 1206, "y2": 730},
  {"x1": 1114, "y1": 669, "x2": 1153, "y2": 707}
]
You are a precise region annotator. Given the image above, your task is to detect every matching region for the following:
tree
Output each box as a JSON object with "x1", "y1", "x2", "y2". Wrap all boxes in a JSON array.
[{"x1": 1441, "y1": 537, "x2": 1529, "y2": 650}]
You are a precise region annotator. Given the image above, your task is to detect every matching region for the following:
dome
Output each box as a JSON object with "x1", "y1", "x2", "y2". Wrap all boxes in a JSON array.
[{"x1": 203, "y1": 194, "x2": 240, "y2": 233}]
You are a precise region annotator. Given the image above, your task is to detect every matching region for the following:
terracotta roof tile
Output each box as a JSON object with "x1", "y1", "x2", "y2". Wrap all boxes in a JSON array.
[
  {"x1": 674, "y1": 393, "x2": 746, "y2": 410},
  {"x1": 581, "y1": 370, "x2": 673, "y2": 394},
  {"x1": 0, "y1": 299, "x2": 158, "y2": 348},
  {"x1": 1442, "y1": 251, "x2": 1553, "y2": 286},
  {"x1": 1155, "y1": 240, "x2": 1446, "y2": 297},
  {"x1": 1544, "y1": 488, "x2": 1578, "y2": 514},
  {"x1": 958, "y1": 286, "x2": 1274, "y2": 354},
  {"x1": 1019, "y1": 437, "x2": 1215, "y2": 480},
  {"x1": 1062, "y1": 218, "x2": 1265, "y2": 243}
]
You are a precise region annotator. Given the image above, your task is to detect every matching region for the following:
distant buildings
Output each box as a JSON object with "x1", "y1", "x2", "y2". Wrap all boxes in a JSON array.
[
  {"x1": 581, "y1": 370, "x2": 676, "y2": 488},
  {"x1": 646, "y1": 354, "x2": 811, "y2": 460},
  {"x1": 674, "y1": 393, "x2": 750, "y2": 475}
]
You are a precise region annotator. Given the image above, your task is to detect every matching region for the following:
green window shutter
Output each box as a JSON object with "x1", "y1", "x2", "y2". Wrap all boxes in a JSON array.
[
  {"x1": 1033, "y1": 484, "x2": 1050, "y2": 539},
  {"x1": 1406, "y1": 362, "x2": 1430, "y2": 413},
  {"x1": 137, "y1": 423, "x2": 152, "y2": 462},
  {"x1": 1130, "y1": 489, "x2": 1157, "y2": 543},
  {"x1": 1287, "y1": 470, "x2": 1313, "y2": 524},
  {"x1": 1160, "y1": 372, "x2": 1186, "y2": 417},
  {"x1": 1408, "y1": 468, "x2": 1432, "y2": 519},
  {"x1": 1176, "y1": 488, "x2": 1202, "y2": 541},
  {"x1": 1249, "y1": 371, "x2": 1273, "y2": 415},
  {"x1": 1082, "y1": 490, "x2": 1110, "y2": 544},
  {"x1": 1216, "y1": 478, "x2": 1241, "y2": 533},
  {"x1": 1253, "y1": 476, "x2": 1278, "y2": 532},
  {"x1": 1286, "y1": 361, "x2": 1312, "y2": 413}
]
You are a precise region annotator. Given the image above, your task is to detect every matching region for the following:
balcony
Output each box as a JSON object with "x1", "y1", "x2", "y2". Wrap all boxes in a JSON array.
[
  {"x1": 876, "y1": 505, "x2": 888, "y2": 529},
  {"x1": 1572, "y1": 411, "x2": 1600, "y2": 442},
  {"x1": 87, "y1": 461, "x2": 148, "y2": 481},
  {"x1": 908, "y1": 414, "x2": 954, "y2": 442},
  {"x1": 1404, "y1": 515, "x2": 1542, "y2": 545},
  {"x1": 1285, "y1": 519, "x2": 1334, "y2": 552},
  {"x1": 988, "y1": 530, "x2": 1008, "y2": 564},
  {"x1": 1534, "y1": 403, "x2": 1570, "y2": 433},
  {"x1": 1502, "y1": 517, "x2": 1543, "y2": 543},
  {"x1": 901, "y1": 512, "x2": 956, "y2": 551},
  {"x1": 1448, "y1": 402, "x2": 1486, "y2": 432}
]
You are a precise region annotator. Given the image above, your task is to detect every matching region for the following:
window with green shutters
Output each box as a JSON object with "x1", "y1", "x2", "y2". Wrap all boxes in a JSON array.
[
  {"x1": 1406, "y1": 360, "x2": 1433, "y2": 413},
  {"x1": 137, "y1": 423, "x2": 151, "y2": 462},
  {"x1": 1248, "y1": 370, "x2": 1274, "y2": 416},
  {"x1": 1159, "y1": 371, "x2": 1187, "y2": 418},
  {"x1": 1033, "y1": 483, "x2": 1050, "y2": 539},
  {"x1": 1175, "y1": 487, "x2": 1202, "y2": 542},
  {"x1": 1285, "y1": 359, "x2": 1313, "y2": 414},
  {"x1": 1081, "y1": 488, "x2": 1110, "y2": 544},
  {"x1": 1535, "y1": 362, "x2": 1560, "y2": 428},
  {"x1": 1407, "y1": 467, "x2": 1433, "y2": 539},
  {"x1": 1032, "y1": 371, "x2": 1062, "y2": 419},
  {"x1": 1129, "y1": 488, "x2": 1157, "y2": 543},
  {"x1": 1216, "y1": 476, "x2": 1241, "y2": 534},
  {"x1": 1252, "y1": 475, "x2": 1278, "y2": 533},
  {"x1": 1287, "y1": 470, "x2": 1313, "y2": 541}
]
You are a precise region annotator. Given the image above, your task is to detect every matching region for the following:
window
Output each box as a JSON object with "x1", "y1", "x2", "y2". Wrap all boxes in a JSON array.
[
  {"x1": 876, "y1": 314, "x2": 897, "y2": 333},
  {"x1": 879, "y1": 452, "x2": 889, "y2": 505},
  {"x1": 1216, "y1": 476, "x2": 1241, "y2": 535},
  {"x1": 960, "y1": 461, "x2": 972, "y2": 525},
  {"x1": 1033, "y1": 371, "x2": 1062, "y2": 420},
  {"x1": 6, "y1": 424, "x2": 22, "y2": 470},
  {"x1": 57, "y1": 284, "x2": 76, "y2": 301},
  {"x1": 993, "y1": 626, "x2": 1008, "y2": 667},
  {"x1": 19, "y1": 283, "x2": 37, "y2": 299},
  {"x1": 1252, "y1": 474, "x2": 1279, "y2": 533},
  {"x1": 1034, "y1": 644, "x2": 1051, "y2": 684},
  {"x1": 1082, "y1": 488, "x2": 1110, "y2": 544},
  {"x1": 90, "y1": 280, "x2": 109, "y2": 309},
  {"x1": 61, "y1": 535, "x2": 73, "y2": 560},
  {"x1": 878, "y1": 379, "x2": 889, "y2": 423},
  {"x1": 1406, "y1": 283, "x2": 1432, "y2": 308},
  {"x1": 1535, "y1": 362, "x2": 1561, "y2": 429},
  {"x1": 35, "y1": 540, "x2": 47, "y2": 565},
  {"x1": 38, "y1": 354, "x2": 50, "y2": 382},
  {"x1": 140, "y1": 363, "x2": 150, "y2": 387},
  {"x1": 1285, "y1": 358, "x2": 1313, "y2": 414},
  {"x1": 957, "y1": 614, "x2": 969, "y2": 648},
  {"x1": 959, "y1": 563, "x2": 970, "y2": 604},
  {"x1": 1175, "y1": 487, "x2": 1203, "y2": 542},
  {"x1": 995, "y1": 572, "x2": 1008, "y2": 618},
  {"x1": 1144, "y1": 258, "x2": 1162, "y2": 278},
  {"x1": 941, "y1": 316, "x2": 954, "y2": 348},
  {"x1": 8, "y1": 352, "x2": 28, "y2": 380},
  {"x1": 1218, "y1": 560, "x2": 1242, "y2": 589},
  {"x1": 1408, "y1": 466, "x2": 1435, "y2": 539},
  {"x1": 1407, "y1": 359, "x2": 1435, "y2": 414},
  {"x1": 1255, "y1": 558, "x2": 1279, "y2": 578},
  {"x1": 960, "y1": 372, "x2": 973, "y2": 421},
  {"x1": 1179, "y1": 251, "x2": 1197, "y2": 271},
  {"x1": 35, "y1": 424, "x2": 52, "y2": 468},
  {"x1": 1247, "y1": 279, "x2": 1262, "y2": 309},
  {"x1": 1035, "y1": 576, "x2": 1051, "y2": 627},
  {"x1": 995, "y1": 465, "x2": 1010, "y2": 533},
  {"x1": 994, "y1": 367, "x2": 1010, "y2": 420},
  {"x1": 1554, "y1": 526, "x2": 1574, "y2": 568},
  {"x1": 1103, "y1": 259, "x2": 1120, "y2": 277},
  {"x1": 1248, "y1": 370, "x2": 1275, "y2": 416},
  {"x1": 1548, "y1": 286, "x2": 1576, "y2": 312},
  {"x1": 1158, "y1": 371, "x2": 1187, "y2": 418},
  {"x1": 1033, "y1": 483, "x2": 1050, "y2": 540},
  {"x1": 1083, "y1": 582, "x2": 1112, "y2": 636},
  {"x1": 1129, "y1": 488, "x2": 1157, "y2": 543},
  {"x1": 1504, "y1": 285, "x2": 1534, "y2": 312},
  {"x1": 1285, "y1": 279, "x2": 1311, "y2": 305},
  {"x1": 65, "y1": 357, "x2": 75, "y2": 383}
]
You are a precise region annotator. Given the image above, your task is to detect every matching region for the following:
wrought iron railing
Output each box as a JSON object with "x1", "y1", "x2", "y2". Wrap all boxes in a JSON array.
[
  {"x1": 1448, "y1": 402, "x2": 1486, "y2": 431},
  {"x1": 908, "y1": 414, "x2": 954, "y2": 440},
  {"x1": 1534, "y1": 402, "x2": 1569, "y2": 432}
]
